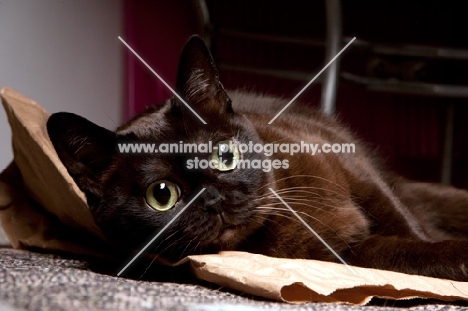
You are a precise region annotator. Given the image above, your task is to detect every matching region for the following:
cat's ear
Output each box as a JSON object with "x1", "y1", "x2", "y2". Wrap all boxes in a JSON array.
[
  {"x1": 47, "y1": 112, "x2": 116, "y2": 205},
  {"x1": 175, "y1": 35, "x2": 232, "y2": 115}
]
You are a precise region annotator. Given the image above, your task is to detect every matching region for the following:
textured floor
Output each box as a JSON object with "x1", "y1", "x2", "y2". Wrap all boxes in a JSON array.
[{"x1": 0, "y1": 245, "x2": 467, "y2": 311}]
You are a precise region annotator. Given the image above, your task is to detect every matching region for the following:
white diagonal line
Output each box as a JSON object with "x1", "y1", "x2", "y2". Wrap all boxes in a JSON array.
[
  {"x1": 118, "y1": 36, "x2": 207, "y2": 125},
  {"x1": 268, "y1": 188, "x2": 357, "y2": 275},
  {"x1": 268, "y1": 37, "x2": 356, "y2": 124},
  {"x1": 117, "y1": 188, "x2": 206, "y2": 276}
]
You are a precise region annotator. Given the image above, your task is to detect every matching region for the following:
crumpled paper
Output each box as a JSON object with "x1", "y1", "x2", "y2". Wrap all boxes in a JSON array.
[
  {"x1": 1, "y1": 86, "x2": 467, "y2": 305},
  {"x1": 0, "y1": 87, "x2": 117, "y2": 258},
  {"x1": 186, "y1": 251, "x2": 468, "y2": 304},
  {"x1": 0, "y1": 87, "x2": 100, "y2": 236}
]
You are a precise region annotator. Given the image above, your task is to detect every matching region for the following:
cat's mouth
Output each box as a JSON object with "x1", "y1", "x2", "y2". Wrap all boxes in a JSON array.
[
  {"x1": 214, "y1": 213, "x2": 242, "y2": 243},
  {"x1": 208, "y1": 213, "x2": 243, "y2": 246},
  {"x1": 198, "y1": 210, "x2": 259, "y2": 249},
  {"x1": 217, "y1": 225, "x2": 238, "y2": 243}
]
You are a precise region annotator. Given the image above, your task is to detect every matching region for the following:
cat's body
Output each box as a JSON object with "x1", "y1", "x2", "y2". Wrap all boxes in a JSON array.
[{"x1": 48, "y1": 36, "x2": 468, "y2": 281}]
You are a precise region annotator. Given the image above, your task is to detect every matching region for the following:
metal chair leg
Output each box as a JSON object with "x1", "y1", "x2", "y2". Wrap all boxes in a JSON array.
[
  {"x1": 321, "y1": 0, "x2": 343, "y2": 116},
  {"x1": 441, "y1": 102, "x2": 454, "y2": 184}
]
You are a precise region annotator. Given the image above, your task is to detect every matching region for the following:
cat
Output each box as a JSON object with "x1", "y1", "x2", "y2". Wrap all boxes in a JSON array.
[{"x1": 47, "y1": 35, "x2": 468, "y2": 282}]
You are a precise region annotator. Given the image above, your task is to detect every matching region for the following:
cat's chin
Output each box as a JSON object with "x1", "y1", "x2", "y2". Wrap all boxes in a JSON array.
[
  {"x1": 209, "y1": 222, "x2": 259, "y2": 250},
  {"x1": 196, "y1": 224, "x2": 246, "y2": 250},
  {"x1": 217, "y1": 226, "x2": 238, "y2": 244}
]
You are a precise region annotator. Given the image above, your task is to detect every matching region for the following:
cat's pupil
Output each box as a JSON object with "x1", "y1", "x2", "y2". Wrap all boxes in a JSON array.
[
  {"x1": 153, "y1": 182, "x2": 171, "y2": 205},
  {"x1": 219, "y1": 143, "x2": 234, "y2": 165}
]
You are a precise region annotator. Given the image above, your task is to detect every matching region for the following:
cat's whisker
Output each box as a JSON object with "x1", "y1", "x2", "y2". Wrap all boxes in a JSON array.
[
  {"x1": 150, "y1": 229, "x2": 189, "y2": 256},
  {"x1": 273, "y1": 186, "x2": 347, "y2": 199},
  {"x1": 270, "y1": 197, "x2": 339, "y2": 207},
  {"x1": 255, "y1": 194, "x2": 339, "y2": 207},
  {"x1": 180, "y1": 237, "x2": 197, "y2": 257},
  {"x1": 137, "y1": 229, "x2": 190, "y2": 279},
  {"x1": 255, "y1": 209, "x2": 307, "y2": 227},
  {"x1": 283, "y1": 199, "x2": 342, "y2": 213},
  {"x1": 255, "y1": 196, "x2": 343, "y2": 216},
  {"x1": 252, "y1": 186, "x2": 347, "y2": 204},
  {"x1": 256, "y1": 206, "x2": 289, "y2": 212},
  {"x1": 159, "y1": 230, "x2": 182, "y2": 244},
  {"x1": 139, "y1": 254, "x2": 160, "y2": 279},
  {"x1": 254, "y1": 202, "x2": 350, "y2": 247},
  {"x1": 258, "y1": 211, "x2": 350, "y2": 250},
  {"x1": 257, "y1": 175, "x2": 348, "y2": 194},
  {"x1": 192, "y1": 241, "x2": 201, "y2": 255}
]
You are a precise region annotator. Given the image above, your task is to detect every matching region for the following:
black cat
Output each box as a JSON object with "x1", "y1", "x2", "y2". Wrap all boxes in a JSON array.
[{"x1": 47, "y1": 36, "x2": 468, "y2": 281}]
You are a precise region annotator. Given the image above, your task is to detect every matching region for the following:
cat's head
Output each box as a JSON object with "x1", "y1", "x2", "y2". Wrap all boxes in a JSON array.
[{"x1": 47, "y1": 36, "x2": 273, "y2": 261}]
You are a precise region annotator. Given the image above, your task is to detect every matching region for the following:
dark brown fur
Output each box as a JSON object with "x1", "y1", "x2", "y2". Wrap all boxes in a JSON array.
[{"x1": 47, "y1": 36, "x2": 468, "y2": 282}]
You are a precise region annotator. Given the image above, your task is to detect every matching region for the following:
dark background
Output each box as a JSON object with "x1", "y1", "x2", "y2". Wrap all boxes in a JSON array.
[{"x1": 123, "y1": 0, "x2": 468, "y2": 189}]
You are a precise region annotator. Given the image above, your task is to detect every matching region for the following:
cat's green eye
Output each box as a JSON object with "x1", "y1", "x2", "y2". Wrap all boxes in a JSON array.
[
  {"x1": 145, "y1": 180, "x2": 180, "y2": 211},
  {"x1": 211, "y1": 140, "x2": 240, "y2": 171}
]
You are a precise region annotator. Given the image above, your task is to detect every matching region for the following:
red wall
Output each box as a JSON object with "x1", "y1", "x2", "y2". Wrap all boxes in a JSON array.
[{"x1": 123, "y1": 0, "x2": 200, "y2": 119}]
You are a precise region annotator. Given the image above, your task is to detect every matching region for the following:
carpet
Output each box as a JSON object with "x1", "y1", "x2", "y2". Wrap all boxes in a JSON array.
[{"x1": 1, "y1": 245, "x2": 467, "y2": 311}]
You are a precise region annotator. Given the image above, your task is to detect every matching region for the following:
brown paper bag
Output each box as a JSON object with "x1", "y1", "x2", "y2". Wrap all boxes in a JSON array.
[
  {"x1": 187, "y1": 251, "x2": 468, "y2": 304},
  {"x1": 1, "y1": 86, "x2": 467, "y2": 305},
  {"x1": 0, "y1": 87, "x2": 99, "y2": 235},
  {"x1": 0, "y1": 87, "x2": 117, "y2": 257}
]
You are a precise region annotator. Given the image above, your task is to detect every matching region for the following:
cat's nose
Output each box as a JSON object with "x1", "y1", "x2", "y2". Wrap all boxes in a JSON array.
[{"x1": 201, "y1": 185, "x2": 224, "y2": 211}]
